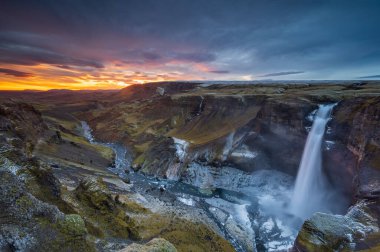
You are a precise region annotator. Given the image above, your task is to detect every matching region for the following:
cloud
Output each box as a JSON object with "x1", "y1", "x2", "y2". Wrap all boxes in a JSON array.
[
  {"x1": 259, "y1": 71, "x2": 305, "y2": 77},
  {"x1": 142, "y1": 52, "x2": 162, "y2": 61},
  {"x1": 56, "y1": 65, "x2": 72, "y2": 70},
  {"x1": 172, "y1": 52, "x2": 216, "y2": 63},
  {"x1": 0, "y1": 41, "x2": 104, "y2": 68},
  {"x1": 0, "y1": 0, "x2": 380, "y2": 88},
  {"x1": 0, "y1": 68, "x2": 33, "y2": 77},
  {"x1": 359, "y1": 75, "x2": 380, "y2": 79},
  {"x1": 208, "y1": 70, "x2": 229, "y2": 74}
]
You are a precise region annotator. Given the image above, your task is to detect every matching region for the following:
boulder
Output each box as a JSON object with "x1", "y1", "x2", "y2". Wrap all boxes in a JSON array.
[
  {"x1": 75, "y1": 176, "x2": 115, "y2": 211},
  {"x1": 294, "y1": 200, "x2": 379, "y2": 252}
]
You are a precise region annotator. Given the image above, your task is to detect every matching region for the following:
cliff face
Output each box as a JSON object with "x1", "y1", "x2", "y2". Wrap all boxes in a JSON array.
[
  {"x1": 331, "y1": 97, "x2": 380, "y2": 200},
  {"x1": 79, "y1": 82, "x2": 380, "y2": 251},
  {"x1": 81, "y1": 87, "x2": 318, "y2": 178},
  {"x1": 79, "y1": 83, "x2": 380, "y2": 187}
]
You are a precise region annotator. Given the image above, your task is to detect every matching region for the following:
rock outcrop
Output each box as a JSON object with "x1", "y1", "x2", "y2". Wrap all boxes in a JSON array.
[
  {"x1": 294, "y1": 200, "x2": 379, "y2": 251},
  {"x1": 119, "y1": 238, "x2": 177, "y2": 252}
]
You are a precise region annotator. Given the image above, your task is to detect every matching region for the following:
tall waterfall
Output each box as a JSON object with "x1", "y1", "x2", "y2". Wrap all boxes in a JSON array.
[{"x1": 289, "y1": 104, "x2": 335, "y2": 219}]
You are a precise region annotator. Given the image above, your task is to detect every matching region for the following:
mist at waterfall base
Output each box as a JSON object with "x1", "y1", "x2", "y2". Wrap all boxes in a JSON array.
[
  {"x1": 250, "y1": 104, "x2": 350, "y2": 243},
  {"x1": 288, "y1": 104, "x2": 348, "y2": 221}
]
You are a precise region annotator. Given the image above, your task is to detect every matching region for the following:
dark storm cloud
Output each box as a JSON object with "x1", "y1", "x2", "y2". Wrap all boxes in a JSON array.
[
  {"x1": 0, "y1": 34, "x2": 104, "y2": 68},
  {"x1": 0, "y1": 0, "x2": 380, "y2": 79},
  {"x1": 259, "y1": 71, "x2": 304, "y2": 77},
  {"x1": 0, "y1": 68, "x2": 33, "y2": 77}
]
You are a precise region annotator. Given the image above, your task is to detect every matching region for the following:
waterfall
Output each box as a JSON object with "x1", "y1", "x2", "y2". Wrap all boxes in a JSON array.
[
  {"x1": 289, "y1": 104, "x2": 335, "y2": 219},
  {"x1": 81, "y1": 121, "x2": 95, "y2": 143},
  {"x1": 196, "y1": 96, "x2": 204, "y2": 116}
]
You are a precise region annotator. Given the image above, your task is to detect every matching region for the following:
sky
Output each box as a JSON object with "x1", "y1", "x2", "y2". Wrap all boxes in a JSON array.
[{"x1": 0, "y1": 0, "x2": 380, "y2": 90}]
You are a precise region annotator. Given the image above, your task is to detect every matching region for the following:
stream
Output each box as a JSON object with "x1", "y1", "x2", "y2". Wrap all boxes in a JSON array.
[{"x1": 80, "y1": 121, "x2": 299, "y2": 252}]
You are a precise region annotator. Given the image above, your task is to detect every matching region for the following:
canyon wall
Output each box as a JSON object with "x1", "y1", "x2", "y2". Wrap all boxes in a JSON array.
[
  {"x1": 1, "y1": 82, "x2": 378, "y2": 251},
  {"x1": 81, "y1": 82, "x2": 380, "y2": 251},
  {"x1": 82, "y1": 83, "x2": 379, "y2": 201}
]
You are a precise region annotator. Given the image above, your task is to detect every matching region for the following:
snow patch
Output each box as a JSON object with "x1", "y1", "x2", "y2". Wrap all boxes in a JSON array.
[
  {"x1": 325, "y1": 140, "x2": 335, "y2": 150},
  {"x1": 267, "y1": 240, "x2": 292, "y2": 251},
  {"x1": 173, "y1": 137, "x2": 189, "y2": 161},
  {"x1": 231, "y1": 149, "x2": 258, "y2": 159},
  {"x1": 177, "y1": 196, "x2": 195, "y2": 206}
]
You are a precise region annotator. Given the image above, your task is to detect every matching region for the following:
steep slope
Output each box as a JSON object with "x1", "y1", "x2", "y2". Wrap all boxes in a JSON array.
[{"x1": 0, "y1": 100, "x2": 235, "y2": 252}]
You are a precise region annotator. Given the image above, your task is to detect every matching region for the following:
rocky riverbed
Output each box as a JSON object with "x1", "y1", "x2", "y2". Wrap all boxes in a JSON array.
[{"x1": 80, "y1": 120, "x2": 298, "y2": 251}]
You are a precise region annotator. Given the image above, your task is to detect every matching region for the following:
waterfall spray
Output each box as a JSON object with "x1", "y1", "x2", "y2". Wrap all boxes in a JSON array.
[{"x1": 289, "y1": 104, "x2": 336, "y2": 219}]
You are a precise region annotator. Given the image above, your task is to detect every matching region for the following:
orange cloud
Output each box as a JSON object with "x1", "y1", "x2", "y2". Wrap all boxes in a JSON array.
[{"x1": 0, "y1": 62, "x2": 200, "y2": 90}]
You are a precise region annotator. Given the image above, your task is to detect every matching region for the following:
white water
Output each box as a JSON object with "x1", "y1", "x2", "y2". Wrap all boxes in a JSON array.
[
  {"x1": 196, "y1": 96, "x2": 204, "y2": 116},
  {"x1": 289, "y1": 104, "x2": 335, "y2": 219},
  {"x1": 172, "y1": 137, "x2": 189, "y2": 161}
]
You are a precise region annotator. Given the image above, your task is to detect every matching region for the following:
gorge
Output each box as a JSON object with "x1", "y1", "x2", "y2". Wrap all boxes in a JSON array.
[{"x1": 0, "y1": 81, "x2": 379, "y2": 252}]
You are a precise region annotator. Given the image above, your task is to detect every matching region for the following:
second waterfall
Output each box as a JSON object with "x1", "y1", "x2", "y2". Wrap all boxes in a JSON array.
[{"x1": 289, "y1": 104, "x2": 336, "y2": 219}]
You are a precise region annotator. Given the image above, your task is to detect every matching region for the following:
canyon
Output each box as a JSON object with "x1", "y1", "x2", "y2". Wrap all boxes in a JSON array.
[{"x1": 0, "y1": 81, "x2": 379, "y2": 252}]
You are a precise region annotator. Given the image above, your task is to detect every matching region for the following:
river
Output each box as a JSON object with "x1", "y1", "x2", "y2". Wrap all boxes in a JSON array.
[{"x1": 80, "y1": 121, "x2": 298, "y2": 252}]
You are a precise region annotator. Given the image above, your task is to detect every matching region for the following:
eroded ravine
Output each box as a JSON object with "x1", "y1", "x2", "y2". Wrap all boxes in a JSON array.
[{"x1": 81, "y1": 121, "x2": 300, "y2": 252}]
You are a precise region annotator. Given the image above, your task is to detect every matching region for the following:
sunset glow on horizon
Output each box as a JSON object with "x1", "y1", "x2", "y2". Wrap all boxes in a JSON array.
[
  {"x1": 1, "y1": 1, "x2": 380, "y2": 90},
  {"x1": 0, "y1": 62, "x2": 206, "y2": 90},
  {"x1": 0, "y1": 55, "x2": 224, "y2": 90}
]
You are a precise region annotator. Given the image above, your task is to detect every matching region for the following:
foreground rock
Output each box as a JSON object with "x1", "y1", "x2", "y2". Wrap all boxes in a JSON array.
[
  {"x1": 294, "y1": 200, "x2": 379, "y2": 251},
  {"x1": 0, "y1": 162, "x2": 94, "y2": 251},
  {"x1": 0, "y1": 102, "x2": 94, "y2": 251}
]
